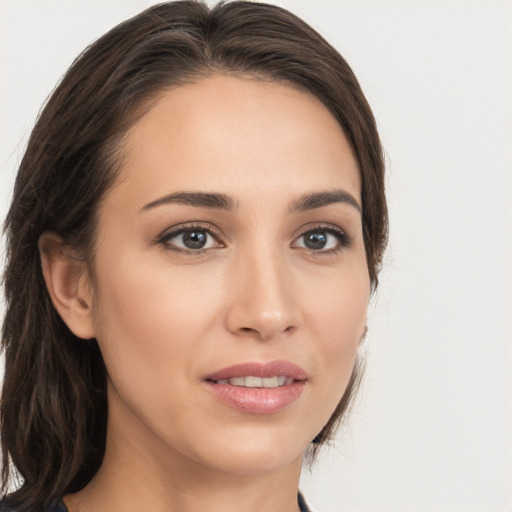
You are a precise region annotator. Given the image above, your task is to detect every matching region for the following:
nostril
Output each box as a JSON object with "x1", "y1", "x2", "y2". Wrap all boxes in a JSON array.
[{"x1": 236, "y1": 324, "x2": 295, "y2": 339}]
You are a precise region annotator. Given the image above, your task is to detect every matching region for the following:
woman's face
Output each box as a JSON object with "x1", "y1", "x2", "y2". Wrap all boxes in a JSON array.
[{"x1": 86, "y1": 75, "x2": 369, "y2": 475}]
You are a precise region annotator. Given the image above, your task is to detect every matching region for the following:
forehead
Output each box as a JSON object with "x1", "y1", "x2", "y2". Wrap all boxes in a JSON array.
[{"x1": 109, "y1": 74, "x2": 360, "y2": 210}]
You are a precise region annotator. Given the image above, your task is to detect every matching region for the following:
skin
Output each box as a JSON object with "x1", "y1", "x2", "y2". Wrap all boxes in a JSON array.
[{"x1": 41, "y1": 75, "x2": 370, "y2": 512}]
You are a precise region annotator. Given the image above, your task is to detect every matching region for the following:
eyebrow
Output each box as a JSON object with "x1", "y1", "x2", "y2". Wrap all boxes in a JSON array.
[
  {"x1": 140, "y1": 192, "x2": 238, "y2": 212},
  {"x1": 289, "y1": 189, "x2": 362, "y2": 213},
  {"x1": 140, "y1": 189, "x2": 361, "y2": 214}
]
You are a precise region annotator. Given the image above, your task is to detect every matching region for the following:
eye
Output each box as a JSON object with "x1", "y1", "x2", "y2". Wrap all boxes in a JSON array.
[
  {"x1": 294, "y1": 226, "x2": 350, "y2": 253},
  {"x1": 159, "y1": 225, "x2": 222, "y2": 253}
]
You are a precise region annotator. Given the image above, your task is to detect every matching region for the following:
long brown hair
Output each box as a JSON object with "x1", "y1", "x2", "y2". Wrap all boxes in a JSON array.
[{"x1": 1, "y1": 1, "x2": 388, "y2": 510}]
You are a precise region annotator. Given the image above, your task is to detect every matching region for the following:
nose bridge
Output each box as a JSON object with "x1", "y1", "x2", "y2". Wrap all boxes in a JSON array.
[{"x1": 226, "y1": 237, "x2": 298, "y2": 340}]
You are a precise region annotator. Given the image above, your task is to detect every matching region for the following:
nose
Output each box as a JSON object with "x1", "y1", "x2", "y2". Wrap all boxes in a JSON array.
[{"x1": 224, "y1": 247, "x2": 300, "y2": 341}]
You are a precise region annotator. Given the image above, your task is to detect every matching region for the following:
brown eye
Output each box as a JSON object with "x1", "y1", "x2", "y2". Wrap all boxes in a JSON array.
[
  {"x1": 302, "y1": 231, "x2": 329, "y2": 250},
  {"x1": 181, "y1": 230, "x2": 208, "y2": 249},
  {"x1": 294, "y1": 227, "x2": 350, "y2": 253},
  {"x1": 161, "y1": 227, "x2": 219, "y2": 252}
]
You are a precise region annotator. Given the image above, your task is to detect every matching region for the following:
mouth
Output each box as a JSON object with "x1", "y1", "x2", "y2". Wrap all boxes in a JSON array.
[
  {"x1": 204, "y1": 360, "x2": 307, "y2": 414},
  {"x1": 213, "y1": 375, "x2": 294, "y2": 388}
]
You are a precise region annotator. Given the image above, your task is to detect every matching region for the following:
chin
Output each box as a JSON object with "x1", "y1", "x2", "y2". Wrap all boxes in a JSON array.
[
  {"x1": 201, "y1": 449, "x2": 303, "y2": 477},
  {"x1": 185, "y1": 425, "x2": 310, "y2": 476}
]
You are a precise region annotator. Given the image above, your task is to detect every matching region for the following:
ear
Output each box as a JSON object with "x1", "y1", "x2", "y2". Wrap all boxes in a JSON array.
[{"x1": 39, "y1": 232, "x2": 96, "y2": 340}]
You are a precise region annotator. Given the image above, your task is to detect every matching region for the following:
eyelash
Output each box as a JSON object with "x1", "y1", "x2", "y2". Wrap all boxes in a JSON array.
[
  {"x1": 157, "y1": 223, "x2": 224, "y2": 255},
  {"x1": 294, "y1": 224, "x2": 352, "y2": 256},
  {"x1": 157, "y1": 222, "x2": 351, "y2": 256}
]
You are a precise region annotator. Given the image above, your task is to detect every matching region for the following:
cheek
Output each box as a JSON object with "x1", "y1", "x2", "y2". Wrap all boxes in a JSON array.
[
  {"x1": 303, "y1": 262, "x2": 369, "y2": 400},
  {"x1": 92, "y1": 247, "x2": 221, "y2": 345},
  {"x1": 307, "y1": 264, "x2": 369, "y2": 345},
  {"x1": 88, "y1": 255, "x2": 227, "y2": 432},
  {"x1": 89, "y1": 247, "x2": 233, "y2": 407}
]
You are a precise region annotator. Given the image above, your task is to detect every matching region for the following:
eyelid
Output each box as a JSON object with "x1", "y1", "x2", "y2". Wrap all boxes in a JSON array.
[
  {"x1": 157, "y1": 222, "x2": 225, "y2": 253},
  {"x1": 155, "y1": 221, "x2": 351, "y2": 256},
  {"x1": 292, "y1": 223, "x2": 352, "y2": 253}
]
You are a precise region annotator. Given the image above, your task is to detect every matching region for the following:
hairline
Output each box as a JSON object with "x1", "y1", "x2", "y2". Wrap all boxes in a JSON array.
[{"x1": 83, "y1": 69, "x2": 363, "y2": 282}]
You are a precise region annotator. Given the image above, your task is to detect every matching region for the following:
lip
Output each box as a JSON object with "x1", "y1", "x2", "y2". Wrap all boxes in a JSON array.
[
  {"x1": 204, "y1": 360, "x2": 307, "y2": 415},
  {"x1": 205, "y1": 360, "x2": 308, "y2": 381}
]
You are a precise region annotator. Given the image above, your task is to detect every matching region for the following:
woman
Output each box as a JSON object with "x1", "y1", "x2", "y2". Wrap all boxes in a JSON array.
[{"x1": 0, "y1": 1, "x2": 387, "y2": 511}]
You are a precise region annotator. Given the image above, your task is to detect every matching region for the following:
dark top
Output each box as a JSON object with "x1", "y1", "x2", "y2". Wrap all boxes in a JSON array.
[{"x1": 2, "y1": 493, "x2": 311, "y2": 511}]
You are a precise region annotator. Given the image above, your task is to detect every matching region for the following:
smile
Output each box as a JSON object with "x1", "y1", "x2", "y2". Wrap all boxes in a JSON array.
[
  {"x1": 205, "y1": 361, "x2": 307, "y2": 414},
  {"x1": 215, "y1": 376, "x2": 293, "y2": 388}
]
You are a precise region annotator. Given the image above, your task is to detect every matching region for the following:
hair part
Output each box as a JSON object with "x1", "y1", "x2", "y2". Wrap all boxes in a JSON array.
[{"x1": 1, "y1": 1, "x2": 387, "y2": 509}]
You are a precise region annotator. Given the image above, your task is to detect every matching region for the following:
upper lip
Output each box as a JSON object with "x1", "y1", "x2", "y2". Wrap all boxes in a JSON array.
[{"x1": 205, "y1": 360, "x2": 308, "y2": 382}]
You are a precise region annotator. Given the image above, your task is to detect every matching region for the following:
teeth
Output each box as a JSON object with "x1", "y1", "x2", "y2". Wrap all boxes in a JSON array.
[
  {"x1": 245, "y1": 376, "x2": 263, "y2": 387},
  {"x1": 262, "y1": 376, "x2": 278, "y2": 388},
  {"x1": 230, "y1": 377, "x2": 247, "y2": 386},
  {"x1": 216, "y1": 376, "x2": 292, "y2": 388}
]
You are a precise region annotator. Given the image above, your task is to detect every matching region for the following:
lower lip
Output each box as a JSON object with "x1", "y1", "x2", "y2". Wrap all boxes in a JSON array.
[{"x1": 205, "y1": 380, "x2": 306, "y2": 414}]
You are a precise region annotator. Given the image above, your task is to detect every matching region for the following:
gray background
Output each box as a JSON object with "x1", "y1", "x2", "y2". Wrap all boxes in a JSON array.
[{"x1": 1, "y1": 1, "x2": 511, "y2": 510}]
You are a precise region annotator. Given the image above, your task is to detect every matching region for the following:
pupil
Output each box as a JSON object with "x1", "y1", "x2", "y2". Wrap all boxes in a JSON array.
[
  {"x1": 305, "y1": 232, "x2": 327, "y2": 250},
  {"x1": 183, "y1": 230, "x2": 207, "y2": 249}
]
